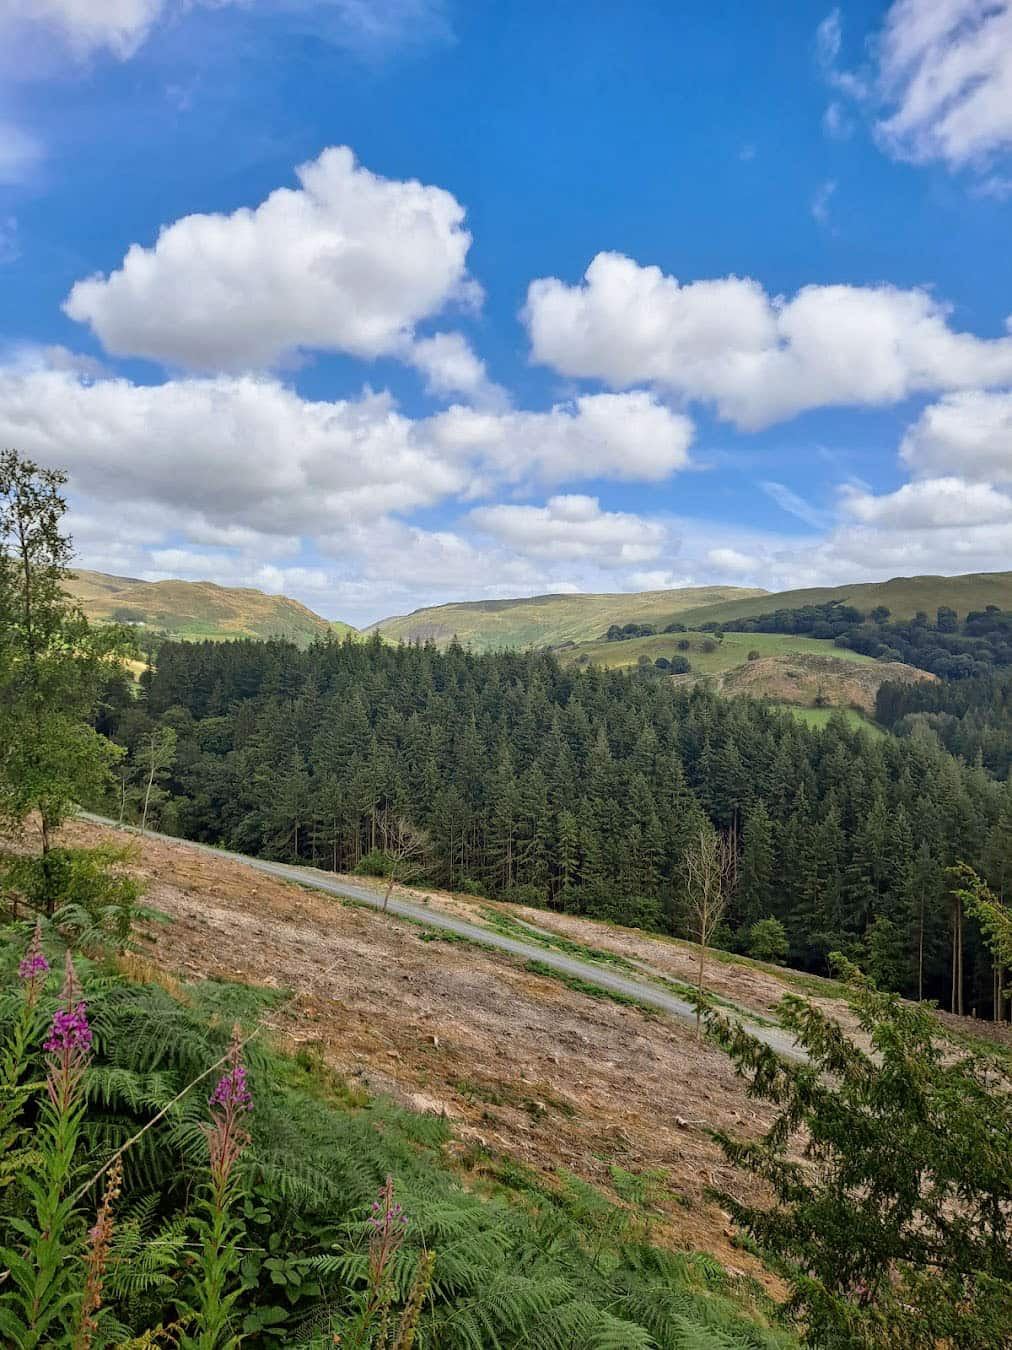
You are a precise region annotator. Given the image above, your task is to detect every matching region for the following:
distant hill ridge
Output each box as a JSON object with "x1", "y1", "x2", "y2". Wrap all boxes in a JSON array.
[
  {"x1": 367, "y1": 585, "x2": 767, "y2": 651},
  {"x1": 66, "y1": 569, "x2": 353, "y2": 647},
  {"x1": 368, "y1": 571, "x2": 1012, "y2": 652}
]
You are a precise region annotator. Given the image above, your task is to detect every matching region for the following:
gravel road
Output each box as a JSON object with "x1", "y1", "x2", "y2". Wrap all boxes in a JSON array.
[{"x1": 81, "y1": 812, "x2": 804, "y2": 1060}]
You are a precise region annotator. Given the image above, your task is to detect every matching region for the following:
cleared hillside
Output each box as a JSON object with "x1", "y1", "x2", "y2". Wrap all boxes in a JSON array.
[
  {"x1": 558, "y1": 630, "x2": 932, "y2": 717},
  {"x1": 66, "y1": 569, "x2": 353, "y2": 647},
  {"x1": 662, "y1": 571, "x2": 1012, "y2": 629},
  {"x1": 368, "y1": 585, "x2": 764, "y2": 650},
  {"x1": 558, "y1": 630, "x2": 876, "y2": 675}
]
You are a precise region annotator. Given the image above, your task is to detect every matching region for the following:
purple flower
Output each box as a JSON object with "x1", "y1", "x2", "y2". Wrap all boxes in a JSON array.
[
  {"x1": 19, "y1": 951, "x2": 49, "y2": 981},
  {"x1": 44, "y1": 957, "x2": 93, "y2": 1112},
  {"x1": 204, "y1": 1024, "x2": 253, "y2": 1194},
  {"x1": 18, "y1": 922, "x2": 49, "y2": 1004},
  {"x1": 44, "y1": 1002, "x2": 92, "y2": 1055},
  {"x1": 209, "y1": 1062, "x2": 253, "y2": 1114}
]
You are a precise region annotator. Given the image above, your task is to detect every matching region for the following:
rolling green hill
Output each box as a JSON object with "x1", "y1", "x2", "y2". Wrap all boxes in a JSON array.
[
  {"x1": 660, "y1": 571, "x2": 1012, "y2": 629},
  {"x1": 369, "y1": 571, "x2": 1012, "y2": 653},
  {"x1": 66, "y1": 569, "x2": 354, "y2": 647},
  {"x1": 367, "y1": 585, "x2": 765, "y2": 651}
]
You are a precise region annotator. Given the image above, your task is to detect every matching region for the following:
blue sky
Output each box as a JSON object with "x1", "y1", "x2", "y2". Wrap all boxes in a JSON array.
[{"x1": 1, "y1": 0, "x2": 1011, "y2": 625}]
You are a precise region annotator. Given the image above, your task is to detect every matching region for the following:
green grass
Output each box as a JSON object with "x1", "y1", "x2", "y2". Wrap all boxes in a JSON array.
[
  {"x1": 661, "y1": 570, "x2": 1012, "y2": 628},
  {"x1": 368, "y1": 570, "x2": 1012, "y2": 651},
  {"x1": 786, "y1": 706, "x2": 887, "y2": 736},
  {"x1": 367, "y1": 584, "x2": 763, "y2": 650},
  {"x1": 66, "y1": 568, "x2": 355, "y2": 648},
  {"x1": 559, "y1": 629, "x2": 875, "y2": 675}
]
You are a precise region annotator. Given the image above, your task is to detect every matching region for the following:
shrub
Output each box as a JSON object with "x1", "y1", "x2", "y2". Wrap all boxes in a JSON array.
[
  {"x1": 747, "y1": 649, "x2": 761, "y2": 662},
  {"x1": 354, "y1": 848, "x2": 392, "y2": 878},
  {"x1": 669, "y1": 655, "x2": 691, "y2": 674},
  {"x1": 747, "y1": 916, "x2": 788, "y2": 964}
]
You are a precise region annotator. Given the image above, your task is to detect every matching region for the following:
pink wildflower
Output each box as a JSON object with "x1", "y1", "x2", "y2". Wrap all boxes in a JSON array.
[
  {"x1": 18, "y1": 921, "x2": 49, "y2": 1006},
  {"x1": 205, "y1": 1024, "x2": 252, "y2": 1195},
  {"x1": 45, "y1": 951, "x2": 92, "y2": 1112}
]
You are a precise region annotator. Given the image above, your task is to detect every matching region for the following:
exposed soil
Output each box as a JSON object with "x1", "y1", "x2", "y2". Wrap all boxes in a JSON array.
[
  {"x1": 720, "y1": 653, "x2": 934, "y2": 713},
  {"x1": 51, "y1": 819, "x2": 779, "y2": 1285},
  {"x1": 31, "y1": 818, "x2": 1010, "y2": 1291}
]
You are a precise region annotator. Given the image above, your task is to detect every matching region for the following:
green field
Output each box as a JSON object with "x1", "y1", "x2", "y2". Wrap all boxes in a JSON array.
[
  {"x1": 786, "y1": 706, "x2": 887, "y2": 736},
  {"x1": 660, "y1": 570, "x2": 1012, "y2": 629},
  {"x1": 558, "y1": 629, "x2": 876, "y2": 675}
]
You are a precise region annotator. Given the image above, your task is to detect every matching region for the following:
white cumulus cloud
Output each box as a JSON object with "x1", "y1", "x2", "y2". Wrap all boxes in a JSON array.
[
  {"x1": 407, "y1": 331, "x2": 505, "y2": 407},
  {"x1": 470, "y1": 495, "x2": 669, "y2": 566},
  {"x1": 899, "y1": 389, "x2": 1012, "y2": 483},
  {"x1": 429, "y1": 391, "x2": 694, "y2": 485},
  {"x1": 65, "y1": 146, "x2": 478, "y2": 371},
  {"x1": 841, "y1": 476, "x2": 1012, "y2": 529},
  {"x1": 523, "y1": 251, "x2": 1012, "y2": 429}
]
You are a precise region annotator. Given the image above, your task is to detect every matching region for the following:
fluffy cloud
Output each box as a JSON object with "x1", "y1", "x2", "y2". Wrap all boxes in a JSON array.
[
  {"x1": 65, "y1": 146, "x2": 477, "y2": 370},
  {"x1": 0, "y1": 367, "x2": 468, "y2": 534},
  {"x1": 407, "y1": 331, "x2": 505, "y2": 407},
  {"x1": 0, "y1": 0, "x2": 165, "y2": 59},
  {"x1": 523, "y1": 251, "x2": 1012, "y2": 428},
  {"x1": 470, "y1": 495, "x2": 668, "y2": 565},
  {"x1": 899, "y1": 390, "x2": 1012, "y2": 483},
  {"x1": 706, "y1": 546, "x2": 759, "y2": 574},
  {"x1": 841, "y1": 476, "x2": 1012, "y2": 529},
  {"x1": 430, "y1": 391, "x2": 693, "y2": 483},
  {"x1": 876, "y1": 0, "x2": 1012, "y2": 168},
  {"x1": 0, "y1": 365, "x2": 693, "y2": 534}
]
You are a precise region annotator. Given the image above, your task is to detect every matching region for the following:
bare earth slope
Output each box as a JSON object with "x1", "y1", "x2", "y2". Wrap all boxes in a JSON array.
[
  {"x1": 719, "y1": 652, "x2": 936, "y2": 713},
  {"x1": 66, "y1": 569, "x2": 353, "y2": 646},
  {"x1": 57, "y1": 817, "x2": 792, "y2": 1279},
  {"x1": 46, "y1": 817, "x2": 1011, "y2": 1284},
  {"x1": 367, "y1": 586, "x2": 765, "y2": 650}
]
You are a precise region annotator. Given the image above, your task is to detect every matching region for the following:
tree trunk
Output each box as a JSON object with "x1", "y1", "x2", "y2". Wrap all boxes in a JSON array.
[
  {"x1": 695, "y1": 938, "x2": 706, "y2": 1041},
  {"x1": 141, "y1": 758, "x2": 156, "y2": 832}
]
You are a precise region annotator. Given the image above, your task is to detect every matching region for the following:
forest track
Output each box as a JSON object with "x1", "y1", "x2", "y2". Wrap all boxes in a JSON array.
[{"x1": 80, "y1": 812, "x2": 804, "y2": 1060}]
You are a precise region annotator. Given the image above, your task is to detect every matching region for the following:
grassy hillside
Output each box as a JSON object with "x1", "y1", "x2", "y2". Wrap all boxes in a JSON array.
[
  {"x1": 558, "y1": 631, "x2": 933, "y2": 715},
  {"x1": 66, "y1": 569, "x2": 354, "y2": 647},
  {"x1": 368, "y1": 585, "x2": 765, "y2": 650},
  {"x1": 661, "y1": 570, "x2": 1012, "y2": 628},
  {"x1": 558, "y1": 629, "x2": 876, "y2": 674}
]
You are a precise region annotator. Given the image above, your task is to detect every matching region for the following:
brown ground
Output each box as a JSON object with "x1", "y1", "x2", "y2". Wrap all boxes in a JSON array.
[
  {"x1": 32, "y1": 819, "x2": 1011, "y2": 1289},
  {"x1": 51, "y1": 819, "x2": 781, "y2": 1285},
  {"x1": 720, "y1": 653, "x2": 934, "y2": 713}
]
